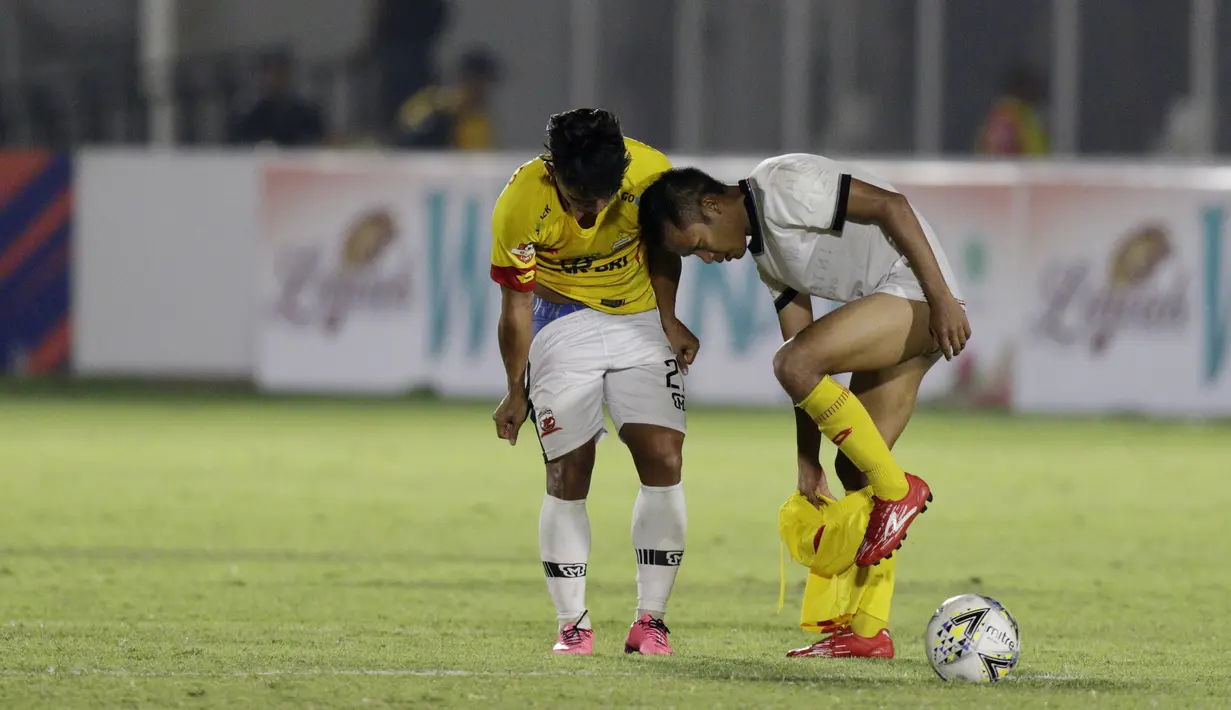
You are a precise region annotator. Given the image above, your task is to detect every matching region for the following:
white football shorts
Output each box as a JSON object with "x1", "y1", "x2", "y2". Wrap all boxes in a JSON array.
[
  {"x1": 874, "y1": 256, "x2": 966, "y2": 307},
  {"x1": 526, "y1": 307, "x2": 687, "y2": 461},
  {"x1": 871, "y1": 214, "x2": 966, "y2": 307}
]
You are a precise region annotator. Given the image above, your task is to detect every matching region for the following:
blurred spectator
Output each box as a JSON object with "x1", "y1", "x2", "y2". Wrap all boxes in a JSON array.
[
  {"x1": 371, "y1": 0, "x2": 449, "y2": 135},
  {"x1": 818, "y1": 91, "x2": 878, "y2": 155},
  {"x1": 394, "y1": 48, "x2": 500, "y2": 150},
  {"x1": 975, "y1": 64, "x2": 1049, "y2": 156},
  {"x1": 1156, "y1": 95, "x2": 1214, "y2": 157},
  {"x1": 229, "y1": 52, "x2": 325, "y2": 147}
]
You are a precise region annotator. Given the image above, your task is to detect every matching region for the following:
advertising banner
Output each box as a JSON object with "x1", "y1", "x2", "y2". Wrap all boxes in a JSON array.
[
  {"x1": 256, "y1": 156, "x2": 998, "y2": 405},
  {"x1": 256, "y1": 163, "x2": 425, "y2": 393},
  {"x1": 0, "y1": 151, "x2": 72, "y2": 376},
  {"x1": 1015, "y1": 185, "x2": 1231, "y2": 415},
  {"x1": 72, "y1": 151, "x2": 1231, "y2": 415}
]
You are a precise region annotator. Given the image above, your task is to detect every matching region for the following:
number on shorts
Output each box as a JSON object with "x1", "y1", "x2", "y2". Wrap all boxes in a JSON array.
[{"x1": 664, "y1": 359, "x2": 681, "y2": 390}]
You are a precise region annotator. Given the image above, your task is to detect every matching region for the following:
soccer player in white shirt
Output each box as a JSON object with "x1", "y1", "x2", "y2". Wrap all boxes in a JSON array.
[{"x1": 638, "y1": 154, "x2": 970, "y2": 568}]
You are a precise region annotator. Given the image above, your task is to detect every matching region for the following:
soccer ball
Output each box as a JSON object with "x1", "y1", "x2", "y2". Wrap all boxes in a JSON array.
[{"x1": 924, "y1": 593, "x2": 1020, "y2": 683}]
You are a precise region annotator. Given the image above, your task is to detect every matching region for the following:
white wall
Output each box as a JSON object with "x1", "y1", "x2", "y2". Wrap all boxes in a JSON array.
[{"x1": 74, "y1": 150, "x2": 259, "y2": 377}]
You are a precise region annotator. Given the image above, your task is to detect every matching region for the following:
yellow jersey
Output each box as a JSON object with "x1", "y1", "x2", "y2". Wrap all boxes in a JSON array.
[{"x1": 488, "y1": 137, "x2": 671, "y2": 314}]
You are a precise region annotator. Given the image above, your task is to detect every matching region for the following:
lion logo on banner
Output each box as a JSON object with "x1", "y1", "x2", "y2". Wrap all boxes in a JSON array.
[
  {"x1": 340, "y1": 210, "x2": 397, "y2": 274},
  {"x1": 1090, "y1": 224, "x2": 1176, "y2": 351}
]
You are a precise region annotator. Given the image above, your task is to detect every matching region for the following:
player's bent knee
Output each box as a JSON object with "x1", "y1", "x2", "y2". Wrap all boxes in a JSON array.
[
  {"x1": 773, "y1": 341, "x2": 829, "y2": 398},
  {"x1": 621, "y1": 425, "x2": 684, "y2": 487},
  {"x1": 641, "y1": 448, "x2": 682, "y2": 487}
]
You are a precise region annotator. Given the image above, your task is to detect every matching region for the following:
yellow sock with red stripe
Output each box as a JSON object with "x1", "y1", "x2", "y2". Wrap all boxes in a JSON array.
[
  {"x1": 851, "y1": 610, "x2": 888, "y2": 639},
  {"x1": 797, "y1": 376, "x2": 908, "y2": 500}
]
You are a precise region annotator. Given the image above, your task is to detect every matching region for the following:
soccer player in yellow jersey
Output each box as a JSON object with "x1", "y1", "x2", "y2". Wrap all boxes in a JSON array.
[{"x1": 489, "y1": 109, "x2": 698, "y2": 656}]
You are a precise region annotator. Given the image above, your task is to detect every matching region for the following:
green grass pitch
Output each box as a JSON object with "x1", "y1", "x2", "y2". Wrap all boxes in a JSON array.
[{"x1": 1, "y1": 390, "x2": 1229, "y2": 708}]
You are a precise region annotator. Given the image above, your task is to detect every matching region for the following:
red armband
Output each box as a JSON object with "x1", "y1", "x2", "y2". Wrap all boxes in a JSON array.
[{"x1": 490, "y1": 264, "x2": 535, "y2": 292}]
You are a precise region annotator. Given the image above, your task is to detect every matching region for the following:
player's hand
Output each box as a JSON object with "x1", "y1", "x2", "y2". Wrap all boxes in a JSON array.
[
  {"x1": 928, "y1": 294, "x2": 971, "y2": 361},
  {"x1": 662, "y1": 316, "x2": 700, "y2": 374},
  {"x1": 493, "y1": 390, "x2": 530, "y2": 446},
  {"x1": 797, "y1": 460, "x2": 833, "y2": 507}
]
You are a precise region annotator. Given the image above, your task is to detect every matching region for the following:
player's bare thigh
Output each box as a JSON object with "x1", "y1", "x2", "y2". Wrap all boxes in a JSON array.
[
  {"x1": 543, "y1": 437, "x2": 598, "y2": 501},
  {"x1": 773, "y1": 294, "x2": 936, "y2": 401},
  {"x1": 546, "y1": 438, "x2": 598, "y2": 497},
  {"x1": 832, "y1": 353, "x2": 939, "y2": 491}
]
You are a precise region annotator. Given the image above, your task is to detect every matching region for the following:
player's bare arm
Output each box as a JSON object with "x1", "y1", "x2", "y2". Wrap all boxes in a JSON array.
[
  {"x1": 647, "y1": 240, "x2": 699, "y2": 373},
  {"x1": 493, "y1": 285, "x2": 534, "y2": 445},
  {"x1": 777, "y1": 291, "x2": 830, "y2": 504},
  {"x1": 844, "y1": 180, "x2": 972, "y2": 360}
]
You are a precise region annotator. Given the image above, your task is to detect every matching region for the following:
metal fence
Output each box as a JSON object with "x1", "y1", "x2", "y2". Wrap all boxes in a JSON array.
[{"x1": 0, "y1": 0, "x2": 1226, "y2": 155}]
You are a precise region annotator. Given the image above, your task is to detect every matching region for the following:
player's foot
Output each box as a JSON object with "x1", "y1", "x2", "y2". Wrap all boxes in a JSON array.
[
  {"x1": 552, "y1": 611, "x2": 594, "y2": 655},
  {"x1": 856, "y1": 472, "x2": 932, "y2": 567},
  {"x1": 786, "y1": 628, "x2": 894, "y2": 659},
  {"x1": 624, "y1": 614, "x2": 673, "y2": 655}
]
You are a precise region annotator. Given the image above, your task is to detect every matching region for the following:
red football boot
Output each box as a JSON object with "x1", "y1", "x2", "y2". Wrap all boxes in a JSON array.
[
  {"x1": 855, "y1": 473, "x2": 932, "y2": 567},
  {"x1": 786, "y1": 628, "x2": 895, "y2": 659}
]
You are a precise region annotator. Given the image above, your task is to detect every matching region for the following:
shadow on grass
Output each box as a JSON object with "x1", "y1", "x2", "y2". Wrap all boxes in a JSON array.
[{"x1": 602, "y1": 656, "x2": 1161, "y2": 694}]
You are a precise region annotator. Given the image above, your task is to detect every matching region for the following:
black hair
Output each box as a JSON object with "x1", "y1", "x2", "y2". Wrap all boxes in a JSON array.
[
  {"x1": 542, "y1": 108, "x2": 631, "y2": 202},
  {"x1": 637, "y1": 167, "x2": 728, "y2": 245}
]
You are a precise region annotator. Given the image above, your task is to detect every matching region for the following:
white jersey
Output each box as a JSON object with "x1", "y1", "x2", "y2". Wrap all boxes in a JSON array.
[{"x1": 740, "y1": 153, "x2": 963, "y2": 310}]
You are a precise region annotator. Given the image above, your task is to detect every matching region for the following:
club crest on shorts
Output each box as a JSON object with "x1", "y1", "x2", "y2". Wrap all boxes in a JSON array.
[{"x1": 537, "y1": 408, "x2": 563, "y2": 437}]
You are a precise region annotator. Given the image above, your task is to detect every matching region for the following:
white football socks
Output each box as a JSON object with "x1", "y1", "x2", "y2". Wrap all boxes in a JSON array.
[
  {"x1": 631, "y1": 483, "x2": 687, "y2": 621},
  {"x1": 539, "y1": 494, "x2": 592, "y2": 631}
]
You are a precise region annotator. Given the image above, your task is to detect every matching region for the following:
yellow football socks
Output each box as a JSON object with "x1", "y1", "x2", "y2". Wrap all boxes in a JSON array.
[
  {"x1": 851, "y1": 610, "x2": 889, "y2": 639},
  {"x1": 797, "y1": 376, "x2": 909, "y2": 500}
]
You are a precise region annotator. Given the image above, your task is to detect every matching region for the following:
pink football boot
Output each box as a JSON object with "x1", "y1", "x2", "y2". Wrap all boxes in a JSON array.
[
  {"x1": 624, "y1": 614, "x2": 673, "y2": 655},
  {"x1": 552, "y1": 612, "x2": 594, "y2": 655}
]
